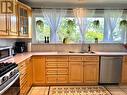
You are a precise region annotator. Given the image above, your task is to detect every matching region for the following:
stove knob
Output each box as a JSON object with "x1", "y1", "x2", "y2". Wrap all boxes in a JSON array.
[
  {"x1": 9, "y1": 71, "x2": 15, "y2": 78},
  {"x1": 14, "y1": 69, "x2": 19, "y2": 74},
  {"x1": 1, "y1": 76, "x2": 8, "y2": 84}
]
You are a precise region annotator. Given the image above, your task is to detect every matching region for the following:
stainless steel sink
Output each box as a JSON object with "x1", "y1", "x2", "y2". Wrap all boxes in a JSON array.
[{"x1": 68, "y1": 51, "x2": 95, "y2": 54}]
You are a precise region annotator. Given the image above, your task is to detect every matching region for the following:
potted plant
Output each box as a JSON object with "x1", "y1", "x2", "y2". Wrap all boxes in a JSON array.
[
  {"x1": 120, "y1": 20, "x2": 127, "y2": 44},
  {"x1": 36, "y1": 20, "x2": 44, "y2": 28},
  {"x1": 120, "y1": 20, "x2": 127, "y2": 28},
  {"x1": 92, "y1": 20, "x2": 100, "y2": 28}
]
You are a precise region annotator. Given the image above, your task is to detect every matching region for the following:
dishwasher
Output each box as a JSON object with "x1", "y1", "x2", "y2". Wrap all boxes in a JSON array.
[{"x1": 100, "y1": 56, "x2": 123, "y2": 84}]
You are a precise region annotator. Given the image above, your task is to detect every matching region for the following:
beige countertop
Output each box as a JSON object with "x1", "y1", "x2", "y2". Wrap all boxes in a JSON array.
[{"x1": 3, "y1": 51, "x2": 127, "y2": 64}]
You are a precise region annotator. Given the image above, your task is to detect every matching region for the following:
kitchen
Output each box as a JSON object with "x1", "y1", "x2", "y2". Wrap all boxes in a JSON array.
[{"x1": 1, "y1": 0, "x2": 127, "y2": 95}]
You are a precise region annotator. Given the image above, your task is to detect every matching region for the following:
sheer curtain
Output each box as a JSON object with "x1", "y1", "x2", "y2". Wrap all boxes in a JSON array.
[
  {"x1": 104, "y1": 9, "x2": 123, "y2": 42},
  {"x1": 42, "y1": 9, "x2": 66, "y2": 42},
  {"x1": 73, "y1": 8, "x2": 95, "y2": 43},
  {"x1": 121, "y1": 11, "x2": 127, "y2": 44}
]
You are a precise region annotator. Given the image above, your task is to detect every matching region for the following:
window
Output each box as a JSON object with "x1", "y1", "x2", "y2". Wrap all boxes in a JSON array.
[
  {"x1": 58, "y1": 17, "x2": 81, "y2": 43},
  {"x1": 35, "y1": 17, "x2": 50, "y2": 42},
  {"x1": 85, "y1": 18, "x2": 104, "y2": 43},
  {"x1": 34, "y1": 15, "x2": 125, "y2": 44}
]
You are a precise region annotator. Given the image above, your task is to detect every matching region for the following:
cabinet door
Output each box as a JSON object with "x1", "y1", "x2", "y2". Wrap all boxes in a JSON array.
[
  {"x1": 69, "y1": 62, "x2": 83, "y2": 83},
  {"x1": 0, "y1": 14, "x2": 8, "y2": 35},
  {"x1": 84, "y1": 62, "x2": 99, "y2": 84},
  {"x1": 32, "y1": 56, "x2": 45, "y2": 84},
  {"x1": 18, "y1": 3, "x2": 29, "y2": 37},
  {"x1": 121, "y1": 62, "x2": 127, "y2": 83},
  {"x1": 9, "y1": 14, "x2": 18, "y2": 36}
]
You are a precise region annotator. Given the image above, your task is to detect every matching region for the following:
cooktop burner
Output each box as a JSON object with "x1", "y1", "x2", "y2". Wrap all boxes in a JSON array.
[{"x1": 0, "y1": 62, "x2": 18, "y2": 77}]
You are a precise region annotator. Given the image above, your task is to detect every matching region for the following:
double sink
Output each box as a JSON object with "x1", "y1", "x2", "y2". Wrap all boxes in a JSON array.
[{"x1": 68, "y1": 51, "x2": 95, "y2": 54}]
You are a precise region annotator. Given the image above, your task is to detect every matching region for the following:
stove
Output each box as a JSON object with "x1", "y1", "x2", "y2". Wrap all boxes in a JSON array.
[{"x1": 0, "y1": 62, "x2": 19, "y2": 95}]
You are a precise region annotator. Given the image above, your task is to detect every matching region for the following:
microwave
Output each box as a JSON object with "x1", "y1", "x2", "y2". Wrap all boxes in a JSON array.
[{"x1": 0, "y1": 46, "x2": 12, "y2": 62}]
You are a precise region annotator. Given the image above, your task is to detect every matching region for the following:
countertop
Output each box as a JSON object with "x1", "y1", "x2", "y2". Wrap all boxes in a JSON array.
[{"x1": 3, "y1": 51, "x2": 127, "y2": 64}]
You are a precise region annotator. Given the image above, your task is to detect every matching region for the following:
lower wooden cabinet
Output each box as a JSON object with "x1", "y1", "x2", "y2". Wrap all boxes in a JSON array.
[
  {"x1": 18, "y1": 55, "x2": 99, "y2": 88},
  {"x1": 18, "y1": 58, "x2": 32, "y2": 95},
  {"x1": 84, "y1": 62, "x2": 99, "y2": 84},
  {"x1": 69, "y1": 62, "x2": 83, "y2": 83},
  {"x1": 121, "y1": 61, "x2": 127, "y2": 84},
  {"x1": 32, "y1": 56, "x2": 45, "y2": 84}
]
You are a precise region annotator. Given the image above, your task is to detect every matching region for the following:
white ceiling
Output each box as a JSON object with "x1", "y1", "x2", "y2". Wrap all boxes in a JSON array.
[{"x1": 20, "y1": 0, "x2": 127, "y2": 9}]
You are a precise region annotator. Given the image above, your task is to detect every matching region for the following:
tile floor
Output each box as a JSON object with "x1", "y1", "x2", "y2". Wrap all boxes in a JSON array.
[{"x1": 27, "y1": 86, "x2": 127, "y2": 95}]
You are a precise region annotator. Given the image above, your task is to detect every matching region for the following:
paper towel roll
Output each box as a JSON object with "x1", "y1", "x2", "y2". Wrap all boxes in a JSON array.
[{"x1": 27, "y1": 42, "x2": 31, "y2": 52}]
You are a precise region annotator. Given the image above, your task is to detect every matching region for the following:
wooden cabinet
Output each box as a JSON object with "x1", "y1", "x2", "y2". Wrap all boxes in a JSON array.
[
  {"x1": 45, "y1": 56, "x2": 69, "y2": 83},
  {"x1": 0, "y1": 14, "x2": 18, "y2": 36},
  {"x1": 30, "y1": 55, "x2": 99, "y2": 85},
  {"x1": 0, "y1": 2, "x2": 18, "y2": 36},
  {"x1": 0, "y1": 1, "x2": 31, "y2": 38},
  {"x1": 32, "y1": 56, "x2": 45, "y2": 84},
  {"x1": 122, "y1": 56, "x2": 127, "y2": 84},
  {"x1": 17, "y1": 2, "x2": 32, "y2": 37},
  {"x1": 69, "y1": 56, "x2": 99, "y2": 85},
  {"x1": 84, "y1": 62, "x2": 99, "y2": 84},
  {"x1": 26, "y1": 58, "x2": 32, "y2": 91},
  {"x1": 18, "y1": 58, "x2": 32, "y2": 95},
  {"x1": 69, "y1": 62, "x2": 83, "y2": 83},
  {"x1": 0, "y1": 14, "x2": 8, "y2": 35},
  {"x1": 83, "y1": 56, "x2": 99, "y2": 85}
]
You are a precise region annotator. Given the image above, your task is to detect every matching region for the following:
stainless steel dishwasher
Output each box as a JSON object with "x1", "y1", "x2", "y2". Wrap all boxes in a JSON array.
[{"x1": 100, "y1": 56, "x2": 123, "y2": 84}]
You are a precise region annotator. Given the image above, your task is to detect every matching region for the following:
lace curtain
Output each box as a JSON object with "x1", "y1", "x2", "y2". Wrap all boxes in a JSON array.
[
  {"x1": 104, "y1": 9, "x2": 123, "y2": 42},
  {"x1": 73, "y1": 8, "x2": 95, "y2": 43},
  {"x1": 42, "y1": 9, "x2": 66, "y2": 42}
]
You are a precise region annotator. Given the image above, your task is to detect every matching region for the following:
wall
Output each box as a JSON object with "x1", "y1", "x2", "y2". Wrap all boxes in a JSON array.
[{"x1": 31, "y1": 44, "x2": 127, "y2": 52}]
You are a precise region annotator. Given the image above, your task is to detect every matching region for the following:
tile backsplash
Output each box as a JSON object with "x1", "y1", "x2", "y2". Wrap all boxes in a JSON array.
[
  {"x1": 0, "y1": 39, "x2": 16, "y2": 46},
  {"x1": 31, "y1": 44, "x2": 127, "y2": 52}
]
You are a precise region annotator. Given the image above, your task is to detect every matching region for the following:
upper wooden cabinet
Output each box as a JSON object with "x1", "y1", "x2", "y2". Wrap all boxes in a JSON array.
[
  {"x1": 17, "y1": 2, "x2": 32, "y2": 37},
  {"x1": 0, "y1": 1, "x2": 32, "y2": 38}
]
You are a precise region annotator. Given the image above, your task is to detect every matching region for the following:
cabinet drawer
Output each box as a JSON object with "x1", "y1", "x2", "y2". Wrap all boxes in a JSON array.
[
  {"x1": 57, "y1": 69, "x2": 68, "y2": 75},
  {"x1": 46, "y1": 69, "x2": 57, "y2": 75},
  {"x1": 84, "y1": 62, "x2": 99, "y2": 65},
  {"x1": 57, "y1": 62, "x2": 68, "y2": 68},
  {"x1": 46, "y1": 62, "x2": 57, "y2": 68},
  {"x1": 46, "y1": 56, "x2": 57, "y2": 61},
  {"x1": 18, "y1": 62, "x2": 26, "y2": 70},
  {"x1": 83, "y1": 56, "x2": 99, "y2": 61},
  {"x1": 57, "y1": 56, "x2": 68, "y2": 61},
  {"x1": 69, "y1": 56, "x2": 83, "y2": 61},
  {"x1": 20, "y1": 81, "x2": 28, "y2": 95},
  {"x1": 46, "y1": 56, "x2": 68, "y2": 61},
  {"x1": 46, "y1": 75, "x2": 57, "y2": 83},
  {"x1": 57, "y1": 75, "x2": 68, "y2": 83},
  {"x1": 20, "y1": 73, "x2": 27, "y2": 86}
]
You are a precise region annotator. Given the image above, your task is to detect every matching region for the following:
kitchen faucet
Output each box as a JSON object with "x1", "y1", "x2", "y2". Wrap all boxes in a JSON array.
[{"x1": 88, "y1": 44, "x2": 91, "y2": 52}]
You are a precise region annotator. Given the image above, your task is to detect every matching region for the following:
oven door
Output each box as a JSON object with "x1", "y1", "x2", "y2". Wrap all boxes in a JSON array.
[{"x1": 0, "y1": 74, "x2": 20, "y2": 95}]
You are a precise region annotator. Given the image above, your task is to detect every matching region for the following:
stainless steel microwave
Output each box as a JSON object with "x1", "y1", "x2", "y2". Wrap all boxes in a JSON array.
[{"x1": 0, "y1": 46, "x2": 12, "y2": 62}]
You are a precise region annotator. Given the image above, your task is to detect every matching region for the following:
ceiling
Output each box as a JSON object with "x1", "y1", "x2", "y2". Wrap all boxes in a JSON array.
[{"x1": 19, "y1": 0, "x2": 127, "y2": 9}]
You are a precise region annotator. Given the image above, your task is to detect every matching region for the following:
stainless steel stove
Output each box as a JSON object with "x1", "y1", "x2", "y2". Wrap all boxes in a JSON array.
[{"x1": 0, "y1": 62, "x2": 20, "y2": 95}]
